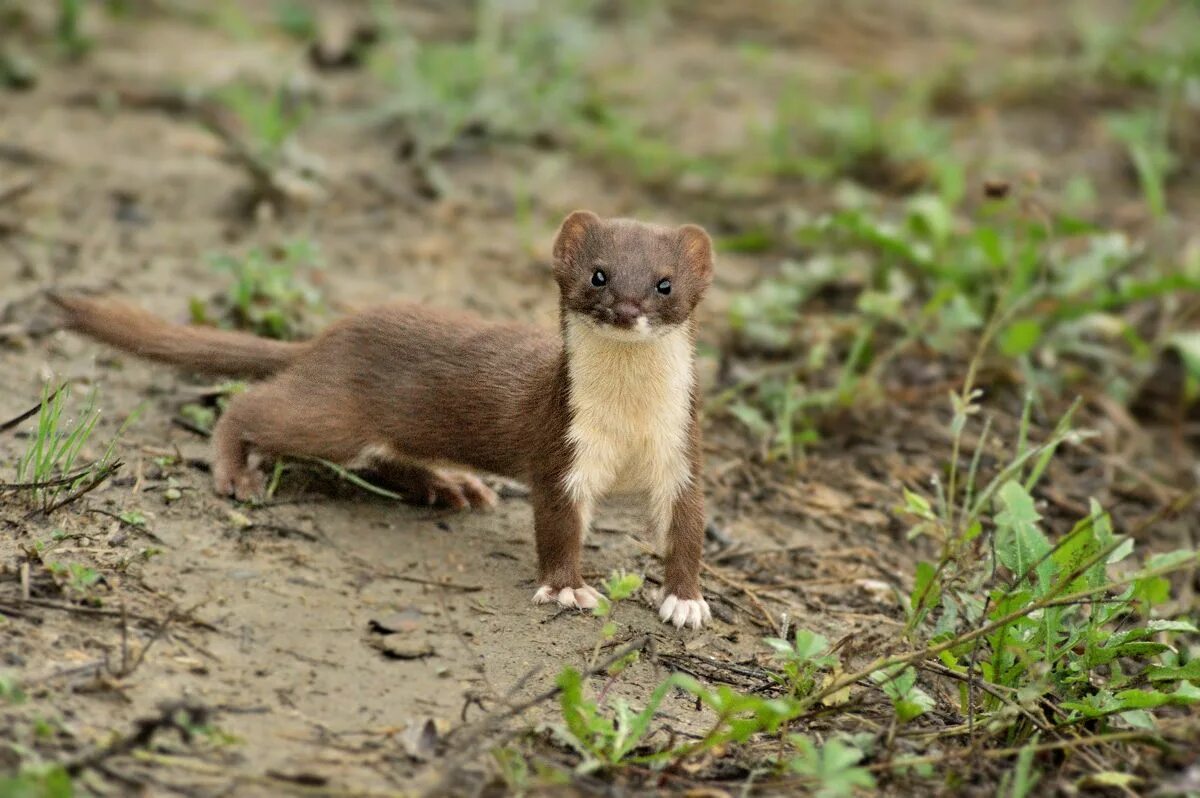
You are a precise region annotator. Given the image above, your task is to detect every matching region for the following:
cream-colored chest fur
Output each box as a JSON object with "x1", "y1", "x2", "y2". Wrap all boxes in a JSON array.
[{"x1": 561, "y1": 317, "x2": 695, "y2": 524}]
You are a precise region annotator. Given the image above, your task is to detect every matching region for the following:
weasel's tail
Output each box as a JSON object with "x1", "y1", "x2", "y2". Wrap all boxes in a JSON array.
[{"x1": 50, "y1": 294, "x2": 308, "y2": 379}]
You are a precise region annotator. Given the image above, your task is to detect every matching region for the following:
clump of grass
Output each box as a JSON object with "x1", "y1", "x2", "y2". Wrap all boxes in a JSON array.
[
  {"x1": 720, "y1": 186, "x2": 1200, "y2": 459},
  {"x1": 273, "y1": 0, "x2": 315, "y2": 41},
  {"x1": 215, "y1": 83, "x2": 310, "y2": 166},
  {"x1": 757, "y1": 76, "x2": 956, "y2": 198},
  {"x1": 205, "y1": 81, "x2": 325, "y2": 208},
  {"x1": 1106, "y1": 107, "x2": 1178, "y2": 220},
  {"x1": 190, "y1": 240, "x2": 324, "y2": 340},
  {"x1": 368, "y1": 0, "x2": 595, "y2": 155},
  {"x1": 9, "y1": 384, "x2": 133, "y2": 514},
  {"x1": 55, "y1": 0, "x2": 90, "y2": 58}
]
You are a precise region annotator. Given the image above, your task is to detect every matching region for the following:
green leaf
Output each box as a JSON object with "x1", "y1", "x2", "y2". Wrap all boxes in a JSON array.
[
  {"x1": 1052, "y1": 516, "x2": 1104, "y2": 591},
  {"x1": 1111, "y1": 689, "x2": 1171, "y2": 710},
  {"x1": 1146, "y1": 660, "x2": 1200, "y2": 683},
  {"x1": 612, "y1": 674, "x2": 686, "y2": 760},
  {"x1": 1143, "y1": 549, "x2": 1199, "y2": 572},
  {"x1": 1169, "y1": 331, "x2": 1200, "y2": 381},
  {"x1": 728, "y1": 401, "x2": 772, "y2": 438},
  {"x1": 602, "y1": 570, "x2": 643, "y2": 602},
  {"x1": 791, "y1": 630, "x2": 831, "y2": 661},
  {"x1": 910, "y1": 561, "x2": 940, "y2": 615},
  {"x1": 999, "y1": 319, "x2": 1043, "y2": 357},
  {"x1": 556, "y1": 667, "x2": 603, "y2": 756},
  {"x1": 1077, "y1": 772, "x2": 1141, "y2": 791},
  {"x1": 1132, "y1": 576, "x2": 1171, "y2": 606},
  {"x1": 871, "y1": 666, "x2": 935, "y2": 723},
  {"x1": 994, "y1": 481, "x2": 1054, "y2": 592},
  {"x1": 1003, "y1": 736, "x2": 1040, "y2": 798},
  {"x1": 902, "y1": 488, "x2": 935, "y2": 520},
  {"x1": 788, "y1": 736, "x2": 876, "y2": 798}
]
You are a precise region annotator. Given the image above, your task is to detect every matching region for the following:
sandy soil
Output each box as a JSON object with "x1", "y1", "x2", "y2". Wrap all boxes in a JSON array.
[{"x1": 1, "y1": 1, "x2": 1196, "y2": 795}]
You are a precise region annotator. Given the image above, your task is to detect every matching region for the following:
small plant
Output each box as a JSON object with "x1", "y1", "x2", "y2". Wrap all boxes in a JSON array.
[
  {"x1": 892, "y1": 385, "x2": 1200, "y2": 747},
  {"x1": 0, "y1": 672, "x2": 25, "y2": 703},
  {"x1": 46, "y1": 561, "x2": 101, "y2": 595},
  {"x1": 192, "y1": 242, "x2": 323, "y2": 339},
  {"x1": 788, "y1": 736, "x2": 876, "y2": 798},
  {"x1": 554, "y1": 666, "x2": 687, "y2": 773},
  {"x1": 368, "y1": 0, "x2": 596, "y2": 160},
  {"x1": 1106, "y1": 109, "x2": 1176, "y2": 219},
  {"x1": 552, "y1": 569, "x2": 677, "y2": 772},
  {"x1": 215, "y1": 82, "x2": 310, "y2": 166},
  {"x1": 0, "y1": 766, "x2": 74, "y2": 798},
  {"x1": 273, "y1": 0, "x2": 315, "y2": 41},
  {"x1": 55, "y1": 0, "x2": 90, "y2": 58},
  {"x1": 177, "y1": 381, "x2": 248, "y2": 435},
  {"x1": 722, "y1": 187, "x2": 1200, "y2": 459},
  {"x1": 869, "y1": 665, "x2": 935, "y2": 724},
  {"x1": 757, "y1": 77, "x2": 953, "y2": 196},
  {"x1": 764, "y1": 629, "x2": 839, "y2": 699},
  {"x1": 11, "y1": 384, "x2": 133, "y2": 513}
]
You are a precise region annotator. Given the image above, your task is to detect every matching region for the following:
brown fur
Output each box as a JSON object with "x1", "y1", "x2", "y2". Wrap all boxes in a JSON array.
[{"x1": 51, "y1": 211, "x2": 714, "y2": 622}]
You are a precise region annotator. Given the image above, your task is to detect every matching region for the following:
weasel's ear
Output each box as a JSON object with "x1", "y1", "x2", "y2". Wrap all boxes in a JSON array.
[
  {"x1": 553, "y1": 210, "x2": 601, "y2": 266},
  {"x1": 677, "y1": 224, "x2": 714, "y2": 284}
]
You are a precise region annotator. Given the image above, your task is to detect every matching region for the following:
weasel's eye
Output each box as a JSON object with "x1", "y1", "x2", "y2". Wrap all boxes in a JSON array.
[
  {"x1": 591, "y1": 269, "x2": 607, "y2": 287},
  {"x1": 656, "y1": 278, "x2": 672, "y2": 296}
]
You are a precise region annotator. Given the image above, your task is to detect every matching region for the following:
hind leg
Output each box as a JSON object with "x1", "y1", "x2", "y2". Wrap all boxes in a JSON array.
[
  {"x1": 211, "y1": 381, "x2": 363, "y2": 501},
  {"x1": 366, "y1": 461, "x2": 498, "y2": 510}
]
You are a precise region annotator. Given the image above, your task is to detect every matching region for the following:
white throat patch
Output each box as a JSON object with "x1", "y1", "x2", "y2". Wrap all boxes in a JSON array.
[{"x1": 561, "y1": 313, "x2": 695, "y2": 533}]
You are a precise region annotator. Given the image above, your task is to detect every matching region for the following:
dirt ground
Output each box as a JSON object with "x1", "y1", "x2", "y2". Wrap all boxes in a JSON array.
[{"x1": 1, "y1": 1, "x2": 1197, "y2": 796}]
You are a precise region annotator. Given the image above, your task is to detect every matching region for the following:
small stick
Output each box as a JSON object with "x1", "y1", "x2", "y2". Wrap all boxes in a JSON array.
[
  {"x1": 0, "y1": 467, "x2": 94, "y2": 490},
  {"x1": 171, "y1": 416, "x2": 212, "y2": 438},
  {"x1": 0, "y1": 384, "x2": 65, "y2": 433},
  {"x1": 117, "y1": 611, "x2": 176, "y2": 679},
  {"x1": 19, "y1": 561, "x2": 30, "y2": 602},
  {"x1": 245, "y1": 522, "x2": 325, "y2": 544},
  {"x1": 442, "y1": 634, "x2": 652, "y2": 747},
  {"x1": 375, "y1": 572, "x2": 483, "y2": 593},
  {"x1": 0, "y1": 178, "x2": 35, "y2": 206},
  {"x1": 85, "y1": 508, "x2": 166, "y2": 544},
  {"x1": 700, "y1": 562, "x2": 781, "y2": 635},
  {"x1": 24, "y1": 461, "x2": 122, "y2": 518},
  {"x1": 65, "y1": 701, "x2": 212, "y2": 777},
  {"x1": 0, "y1": 598, "x2": 218, "y2": 632}
]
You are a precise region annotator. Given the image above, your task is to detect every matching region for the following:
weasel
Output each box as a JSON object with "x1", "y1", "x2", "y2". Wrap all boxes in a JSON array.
[{"x1": 51, "y1": 211, "x2": 715, "y2": 628}]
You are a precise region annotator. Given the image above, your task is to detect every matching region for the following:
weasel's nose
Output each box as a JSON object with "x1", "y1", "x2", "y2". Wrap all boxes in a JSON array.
[{"x1": 612, "y1": 300, "x2": 642, "y2": 328}]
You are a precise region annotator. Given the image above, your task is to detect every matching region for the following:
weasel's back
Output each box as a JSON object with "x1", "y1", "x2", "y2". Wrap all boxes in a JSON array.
[{"x1": 282, "y1": 302, "x2": 565, "y2": 478}]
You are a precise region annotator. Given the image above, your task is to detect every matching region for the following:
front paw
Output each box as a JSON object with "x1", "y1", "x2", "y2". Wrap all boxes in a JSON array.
[
  {"x1": 658, "y1": 593, "x2": 712, "y2": 629},
  {"x1": 213, "y1": 465, "x2": 265, "y2": 503},
  {"x1": 532, "y1": 584, "x2": 600, "y2": 610}
]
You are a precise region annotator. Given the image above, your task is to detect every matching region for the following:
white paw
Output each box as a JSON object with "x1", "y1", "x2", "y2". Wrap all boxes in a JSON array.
[
  {"x1": 658, "y1": 594, "x2": 712, "y2": 629},
  {"x1": 532, "y1": 584, "x2": 600, "y2": 610}
]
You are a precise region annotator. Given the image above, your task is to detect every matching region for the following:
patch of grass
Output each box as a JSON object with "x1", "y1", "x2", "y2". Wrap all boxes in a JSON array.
[
  {"x1": 214, "y1": 82, "x2": 311, "y2": 166},
  {"x1": 10, "y1": 384, "x2": 133, "y2": 513},
  {"x1": 191, "y1": 240, "x2": 324, "y2": 339},
  {"x1": 367, "y1": 0, "x2": 597, "y2": 160},
  {"x1": 177, "y1": 381, "x2": 247, "y2": 435},
  {"x1": 720, "y1": 186, "x2": 1200, "y2": 458},
  {"x1": 757, "y1": 76, "x2": 958, "y2": 199},
  {"x1": 523, "y1": 391, "x2": 1199, "y2": 791},
  {"x1": 54, "y1": 0, "x2": 89, "y2": 58},
  {"x1": 273, "y1": 0, "x2": 315, "y2": 41},
  {"x1": 0, "y1": 766, "x2": 74, "y2": 798},
  {"x1": 1106, "y1": 108, "x2": 1177, "y2": 219},
  {"x1": 45, "y1": 561, "x2": 101, "y2": 593}
]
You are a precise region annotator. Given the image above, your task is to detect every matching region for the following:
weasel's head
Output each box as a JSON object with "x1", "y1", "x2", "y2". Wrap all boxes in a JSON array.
[{"x1": 552, "y1": 210, "x2": 714, "y2": 342}]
